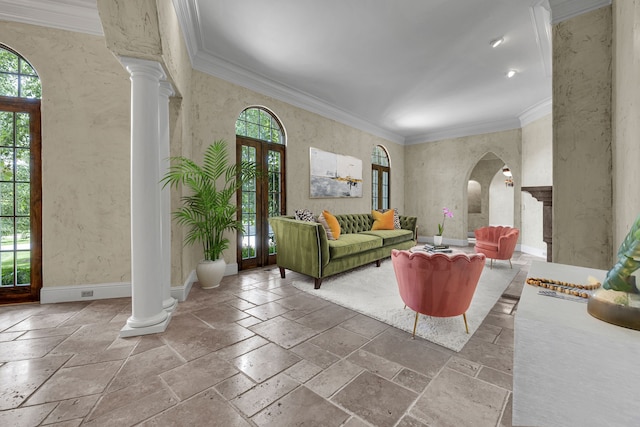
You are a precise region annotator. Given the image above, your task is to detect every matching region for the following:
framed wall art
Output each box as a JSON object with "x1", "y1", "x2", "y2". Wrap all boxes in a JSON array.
[{"x1": 309, "y1": 147, "x2": 363, "y2": 198}]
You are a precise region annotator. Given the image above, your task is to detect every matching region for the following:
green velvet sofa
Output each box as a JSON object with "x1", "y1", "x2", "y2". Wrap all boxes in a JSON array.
[{"x1": 269, "y1": 213, "x2": 417, "y2": 289}]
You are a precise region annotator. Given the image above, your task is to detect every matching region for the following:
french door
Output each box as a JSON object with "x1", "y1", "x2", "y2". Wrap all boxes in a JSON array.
[
  {"x1": 237, "y1": 136, "x2": 286, "y2": 270},
  {"x1": 0, "y1": 96, "x2": 42, "y2": 304}
]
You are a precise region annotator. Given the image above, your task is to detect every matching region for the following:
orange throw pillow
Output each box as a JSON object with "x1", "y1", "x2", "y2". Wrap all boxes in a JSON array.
[
  {"x1": 318, "y1": 210, "x2": 341, "y2": 240},
  {"x1": 371, "y1": 209, "x2": 395, "y2": 230}
]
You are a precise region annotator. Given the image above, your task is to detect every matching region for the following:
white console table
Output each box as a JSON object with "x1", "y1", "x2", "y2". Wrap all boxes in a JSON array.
[{"x1": 513, "y1": 261, "x2": 640, "y2": 427}]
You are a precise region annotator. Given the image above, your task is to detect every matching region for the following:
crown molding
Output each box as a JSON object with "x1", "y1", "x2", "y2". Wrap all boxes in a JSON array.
[
  {"x1": 548, "y1": 0, "x2": 611, "y2": 24},
  {"x1": 530, "y1": 1, "x2": 552, "y2": 77},
  {"x1": 404, "y1": 118, "x2": 522, "y2": 145},
  {"x1": 192, "y1": 51, "x2": 404, "y2": 144},
  {"x1": 172, "y1": 0, "x2": 553, "y2": 146},
  {"x1": 172, "y1": 0, "x2": 403, "y2": 144},
  {"x1": 171, "y1": 0, "x2": 199, "y2": 62},
  {"x1": 0, "y1": 0, "x2": 103, "y2": 35},
  {"x1": 519, "y1": 97, "x2": 552, "y2": 126}
]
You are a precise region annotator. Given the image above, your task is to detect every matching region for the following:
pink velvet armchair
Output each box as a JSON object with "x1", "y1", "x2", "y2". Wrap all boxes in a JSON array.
[
  {"x1": 390, "y1": 249, "x2": 486, "y2": 338},
  {"x1": 474, "y1": 226, "x2": 519, "y2": 269}
]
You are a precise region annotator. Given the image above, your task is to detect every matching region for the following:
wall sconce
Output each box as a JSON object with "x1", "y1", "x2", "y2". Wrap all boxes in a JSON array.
[{"x1": 503, "y1": 166, "x2": 514, "y2": 187}]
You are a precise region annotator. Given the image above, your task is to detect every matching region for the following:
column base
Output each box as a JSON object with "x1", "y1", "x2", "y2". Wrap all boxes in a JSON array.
[
  {"x1": 120, "y1": 312, "x2": 171, "y2": 338},
  {"x1": 163, "y1": 296, "x2": 178, "y2": 313}
]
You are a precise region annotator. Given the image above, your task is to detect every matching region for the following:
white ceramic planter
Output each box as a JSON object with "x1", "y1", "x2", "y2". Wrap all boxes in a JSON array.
[
  {"x1": 434, "y1": 235, "x2": 443, "y2": 245},
  {"x1": 196, "y1": 258, "x2": 226, "y2": 289}
]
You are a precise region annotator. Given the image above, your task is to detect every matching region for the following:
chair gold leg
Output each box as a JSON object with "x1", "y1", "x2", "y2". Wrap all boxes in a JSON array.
[
  {"x1": 463, "y1": 312, "x2": 469, "y2": 334},
  {"x1": 509, "y1": 259, "x2": 512, "y2": 269},
  {"x1": 403, "y1": 304, "x2": 406, "y2": 309},
  {"x1": 412, "y1": 312, "x2": 419, "y2": 339}
]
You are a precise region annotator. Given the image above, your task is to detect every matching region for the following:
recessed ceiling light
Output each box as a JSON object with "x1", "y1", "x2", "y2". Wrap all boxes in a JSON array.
[
  {"x1": 506, "y1": 69, "x2": 517, "y2": 78},
  {"x1": 490, "y1": 37, "x2": 504, "y2": 48}
]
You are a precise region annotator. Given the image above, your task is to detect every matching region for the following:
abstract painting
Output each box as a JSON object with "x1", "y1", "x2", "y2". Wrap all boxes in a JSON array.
[{"x1": 309, "y1": 147, "x2": 363, "y2": 198}]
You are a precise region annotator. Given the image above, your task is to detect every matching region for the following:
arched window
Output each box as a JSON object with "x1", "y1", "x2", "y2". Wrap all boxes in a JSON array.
[
  {"x1": 236, "y1": 107, "x2": 286, "y2": 270},
  {"x1": 371, "y1": 145, "x2": 390, "y2": 210},
  {"x1": 0, "y1": 44, "x2": 42, "y2": 304}
]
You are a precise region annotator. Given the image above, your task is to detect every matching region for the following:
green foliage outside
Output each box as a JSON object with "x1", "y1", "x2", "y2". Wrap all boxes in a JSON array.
[
  {"x1": 235, "y1": 108, "x2": 282, "y2": 143},
  {"x1": 1, "y1": 248, "x2": 29, "y2": 286},
  {"x1": 0, "y1": 47, "x2": 41, "y2": 99}
]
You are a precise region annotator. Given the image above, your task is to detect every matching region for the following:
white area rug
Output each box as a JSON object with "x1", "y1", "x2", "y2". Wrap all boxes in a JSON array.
[{"x1": 292, "y1": 259, "x2": 518, "y2": 352}]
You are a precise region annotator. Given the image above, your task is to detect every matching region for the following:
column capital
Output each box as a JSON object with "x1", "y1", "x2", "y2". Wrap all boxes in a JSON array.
[
  {"x1": 159, "y1": 80, "x2": 175, "y2": 98},
  {"x1": 119, "y1": 56, "x2": 166, "y2": 81}
]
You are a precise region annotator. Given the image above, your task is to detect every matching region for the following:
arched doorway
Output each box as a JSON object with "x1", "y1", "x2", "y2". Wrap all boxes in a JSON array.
[{"x1": 467, "y1": 152, "x2": 514, "y2": 238}]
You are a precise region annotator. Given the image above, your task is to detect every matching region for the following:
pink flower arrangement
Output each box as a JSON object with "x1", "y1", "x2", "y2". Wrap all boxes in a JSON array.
[{"x1": 437, "y1": 207, "x2": 453, "y2": 236}]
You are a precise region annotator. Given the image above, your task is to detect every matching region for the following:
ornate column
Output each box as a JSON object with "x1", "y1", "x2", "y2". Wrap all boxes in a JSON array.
[
  {"x1": 159, "y1": 81, "x2": 177, "y2": 313},
  {"x1": 119, "y1": 57, "x2": 171, "y2": 337}
]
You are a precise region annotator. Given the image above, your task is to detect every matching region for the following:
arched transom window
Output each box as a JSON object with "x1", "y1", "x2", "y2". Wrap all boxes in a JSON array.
[{"x1": 236, "y1": 107, "x2": 283, "y2": 144}]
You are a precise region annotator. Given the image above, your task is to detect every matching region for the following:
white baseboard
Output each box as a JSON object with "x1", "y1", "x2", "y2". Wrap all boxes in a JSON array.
[
  {"x1": 172, "y1": 270, "x2": 196, "y2": 302},
  {"x1": 40, "y1": 282, "x2": 132, "y2": 304},
  {"x1": 40, "y1": 263, "x2": 239, "y2": 304}
]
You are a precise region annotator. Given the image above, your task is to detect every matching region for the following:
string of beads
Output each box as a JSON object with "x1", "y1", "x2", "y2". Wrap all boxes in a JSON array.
[{"x1": 526, "y1": 277, "x2": 601, "y2": 299}]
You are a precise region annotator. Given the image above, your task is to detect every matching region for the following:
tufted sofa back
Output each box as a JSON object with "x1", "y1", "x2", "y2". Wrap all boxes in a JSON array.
[
  {"x1": 336, "y1": 214, "x2": 373, "y2": 234},
  {"x1": 335, "y1": 213, "x2": 417, "y2": 234}
]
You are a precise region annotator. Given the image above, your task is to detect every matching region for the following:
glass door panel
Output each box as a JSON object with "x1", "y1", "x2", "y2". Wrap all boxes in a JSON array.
[{"x1": 0, "y1": 99, "x2": 40, "y2": 303}]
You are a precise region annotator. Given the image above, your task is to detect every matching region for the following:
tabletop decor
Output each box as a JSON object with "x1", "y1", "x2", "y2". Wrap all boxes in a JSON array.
[
  {"x1": 587, "y1": 213, "x2": 640, "y2": 330},
  {"x1": 434, "y1": 207, "x2": 453, "y2": 245}
]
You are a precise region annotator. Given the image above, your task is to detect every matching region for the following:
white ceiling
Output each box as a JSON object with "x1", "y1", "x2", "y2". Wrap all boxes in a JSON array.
[{"x1": 0, "y1": 0, "x2": 611, "y2": 144}]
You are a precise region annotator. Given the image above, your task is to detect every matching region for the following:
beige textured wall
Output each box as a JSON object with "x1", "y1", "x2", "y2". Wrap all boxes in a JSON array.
[
  {"x1": 0, "y1": 21, "x2": 132, "y2": 287},
  {"x1": 188, "y1": 70, "x2": 405, "y2": 268},
  {"x1": 613, "y1": 0, "x2": 640, "y2": 251},
  {"x1": 489, "y1": 171, "x2": 514, "y2": 226},
  {"x1": 553, "y1": 6, "x2": 612, "y2": 269},
  {"x1": 521, "y1": 114, "x2": 551, "y2": 256},
  {"x1": 405, "y1": 129, "x2": 521, "y2": 243}
]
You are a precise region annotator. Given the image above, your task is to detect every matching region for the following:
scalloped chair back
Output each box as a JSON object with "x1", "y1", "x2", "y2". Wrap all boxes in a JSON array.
[
  {"x1": 474, "y1": 226, "x2": 520, "y2": 269},
  {"x1": 391, "y1": 249, "x2": 486, "y2": 337}
]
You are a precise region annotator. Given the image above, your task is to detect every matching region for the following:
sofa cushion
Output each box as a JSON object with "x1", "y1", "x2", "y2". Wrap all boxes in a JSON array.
[
  {"x1": 294, "y1": 209, "x2": 315, "y2": 222},
  {"x1": 475, "y1": 241, "x2": 498, "y2": 251},
  {"x1": 318, "y1": 210, "x2": 341, "y2": 240},
  {"x1": 361, "y1": 229, "x2": 414, "y2": 246},
  {"x1": 328, "y1": 233, "x2": 382, "y2": 259},
  {"x1": 371, "y1": 209, "x2": 395, "y2": 230},
  {"x1": 377, "y1": 208, "x2": 401, "y2": 229}
]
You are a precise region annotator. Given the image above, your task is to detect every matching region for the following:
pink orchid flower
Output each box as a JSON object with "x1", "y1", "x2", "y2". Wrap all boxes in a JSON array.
[{"x1": 437, "y1": 207, "x2": 453, "y2": 236}]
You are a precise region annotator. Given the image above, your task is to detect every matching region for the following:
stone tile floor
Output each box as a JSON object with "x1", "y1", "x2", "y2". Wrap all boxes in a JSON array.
[{"x1": 0, "y1": 249, "x2": 541, "y2": 426}]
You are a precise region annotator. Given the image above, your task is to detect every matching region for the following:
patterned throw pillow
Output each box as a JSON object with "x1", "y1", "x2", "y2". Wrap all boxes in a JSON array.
[
  {"x1": 371, "y1": 209, "x2": 395, "y2": 230},
  {"x1": 294, "y1": 209, "x2": 315, "y2": 222},
  {"x1": 377, "y1": 208, "x2": 401, "y2": 229},
  {"x1": 317, "y1": 210, "x2": 341, "y2": 240}
]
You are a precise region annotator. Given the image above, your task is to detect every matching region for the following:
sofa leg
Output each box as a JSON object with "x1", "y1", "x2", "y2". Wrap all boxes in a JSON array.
[
  {"x1": 279, "y1": 267, "x2": 286, "y2": 278},
  {"x1": 376, "y1": 259, "x2": 381, "y2": 267},
  {"x1": 314, "y1": 278, "x2": 322, "y2": 290}
]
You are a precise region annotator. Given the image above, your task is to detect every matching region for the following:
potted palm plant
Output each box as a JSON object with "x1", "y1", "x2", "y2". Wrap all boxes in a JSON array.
[{"x1": 162, "y1": 139, "x2": 259, "y2": 289}]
